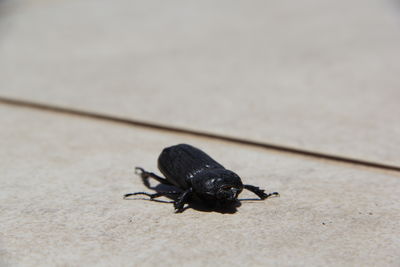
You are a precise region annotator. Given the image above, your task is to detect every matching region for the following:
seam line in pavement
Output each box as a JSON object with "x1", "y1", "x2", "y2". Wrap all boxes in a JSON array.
[{"x1": 1, "y1": 96, "x2": 399, "y2": 173}]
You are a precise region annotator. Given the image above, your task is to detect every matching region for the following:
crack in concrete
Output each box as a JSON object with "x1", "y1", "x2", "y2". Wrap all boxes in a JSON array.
[{"x1": 1, "y1": 96, "x2": 399, "y2": 173}]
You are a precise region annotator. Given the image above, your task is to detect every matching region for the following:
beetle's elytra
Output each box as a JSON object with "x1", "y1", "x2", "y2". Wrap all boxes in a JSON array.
[{"x1": 124, "y1": 144, "x2": 279, "y2": 212}]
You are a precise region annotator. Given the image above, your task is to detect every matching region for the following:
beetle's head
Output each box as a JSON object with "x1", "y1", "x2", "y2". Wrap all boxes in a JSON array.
[{"x1": 192, "y1": 169, "x2": 243, "y2": 205}]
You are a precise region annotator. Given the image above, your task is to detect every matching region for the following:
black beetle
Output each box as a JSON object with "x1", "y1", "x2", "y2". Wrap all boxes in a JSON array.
[{"x1": 124, "y1": 144, "x2": 279, "y2": 212}]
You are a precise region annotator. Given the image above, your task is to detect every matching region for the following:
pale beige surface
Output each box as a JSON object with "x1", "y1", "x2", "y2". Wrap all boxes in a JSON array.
[
  {"x1": 1, "y1": 0, "x2": 400, "y2": 166},
  {"x1": 1, "y1": 1, "x2": 400, "y2": 266},
  {"x1": 1, "y1": 105, "x2": 399, "y2": 266}
]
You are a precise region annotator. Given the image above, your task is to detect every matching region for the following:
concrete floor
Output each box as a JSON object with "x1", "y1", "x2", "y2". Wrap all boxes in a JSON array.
[
  {"x1": 1, "y1": 105, "x2": 399, "y2": 266},
  {"x1": 0, "y1": 0, "x2": 400, "y2": 266},
  {"x1": 1, "y1": 0, "x2": 400, "y2": 165}
]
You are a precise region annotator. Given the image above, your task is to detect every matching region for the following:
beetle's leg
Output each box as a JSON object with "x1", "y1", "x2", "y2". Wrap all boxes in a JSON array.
[
  {"x1": 135, "y1": 167, "x2": 173, "y2": 188},
  {"x1": 124, "y1": 191, "x2": 181, "y2": 200},
  {"x1": 174, "y1": 188, "x2": 193, "y2": 213},
  {"x1": 243, "y1": 184, "x2": 279, "y2": 200}
]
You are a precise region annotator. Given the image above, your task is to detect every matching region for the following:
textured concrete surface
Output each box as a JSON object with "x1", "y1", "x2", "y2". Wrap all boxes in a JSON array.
[
  {"x1": 1, "y1": 105, "x2": 400, "y2": 266},
  {"x1": 1, "y1": 1, "x2": 400, "y2": 266},
  {"x1": 1, "y1": 0, "x2": 400, "y2": 166}
]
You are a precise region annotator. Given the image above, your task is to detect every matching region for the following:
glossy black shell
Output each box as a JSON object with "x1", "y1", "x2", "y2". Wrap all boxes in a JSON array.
[{"x1": 158, "y1": 144, "x2": 229, "y2": 189}]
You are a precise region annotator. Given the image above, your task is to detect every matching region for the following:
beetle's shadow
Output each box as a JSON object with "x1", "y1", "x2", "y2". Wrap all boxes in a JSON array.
[
  {"x1": 125, "y1": 184, "x2": 264, "y2": 214},
  {"x1": 186, "y1": 199, "x2": 241, "y2": 214}
]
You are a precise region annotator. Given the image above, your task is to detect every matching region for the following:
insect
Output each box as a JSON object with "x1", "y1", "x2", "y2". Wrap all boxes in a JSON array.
[{"x1": 124, "y1": 144, "x2": 279, "y2": 212}]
